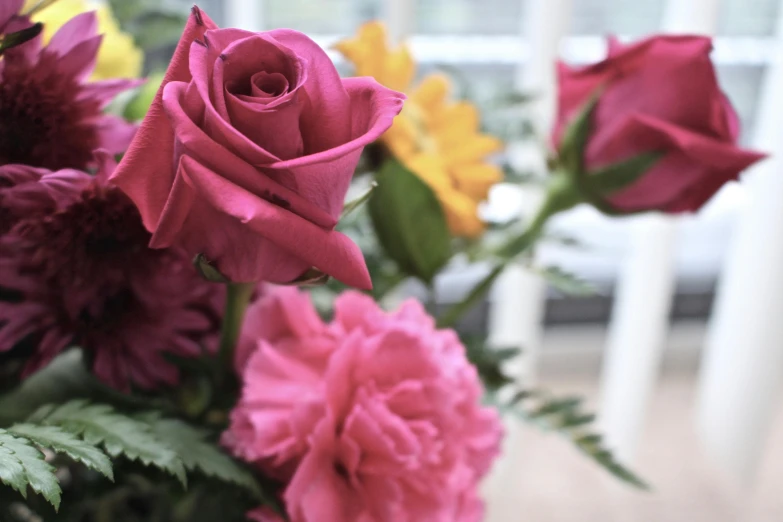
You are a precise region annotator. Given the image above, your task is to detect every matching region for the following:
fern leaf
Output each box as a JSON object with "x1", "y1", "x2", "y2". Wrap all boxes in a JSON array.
[
  {"x1": 509, "y1": 389, "x2": 649, "y2": 489},
  {"x1": 33, "y1": 400, "x2": 186, "y2": 486},
  {"x1": 0, "y1": 429, "x2": 61, "y2": 510},
  {"x1": 9, "y1": 423, "x2": 113, "y2": 480},
  {"x1": 142, "y1": 415, "x2": 263, "y2": 498}
]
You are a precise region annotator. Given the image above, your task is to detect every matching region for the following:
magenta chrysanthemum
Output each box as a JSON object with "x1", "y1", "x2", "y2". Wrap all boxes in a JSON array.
[
  {"x1": 0, "y1": 6, "x2": 140, "y2": 170},
  {"x1": 0, "y1": 155, "x2": 225, "y2": 390}
]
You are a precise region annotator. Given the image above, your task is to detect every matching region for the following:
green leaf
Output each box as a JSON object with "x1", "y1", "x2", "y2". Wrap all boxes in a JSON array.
[
  {"x1": 0, "y1": 429, "x2": 60, "y2": 510},
  {"x1": 142, "y1": 415, "x2": 264, "y2": 500},
  {"x1": 342, "y1": 181, "x2": 378, "y2": 219},
  {"x1": 369, "y1": 159, "x2": 452, "y2": 284},
  {"x1": 193, "y1": 253, "x2": 230, "y2": 283},
  {"x1": 437, "y1": 264, "x2": 504, "y2": 329},
  {"x1": 584, "y1": 152, "x2": 662, "y2": 195},
  {"x1": 463, "y1": 338, "x2": 521, "y2": 392},
  {"x1": 0, "y1": 23, "x2": 43, "y2": 55},
  {"x1": 33, "y1": 401, "x2": 187, "y2": 487},
  {"x1": 534, "y1": 266, "x2": 597, "y2": 296},
  {"x1": 0, "y1": 351, "x2": 97, "y2": 425},
  {"x1": 124, "y1": 71, "x2": 164, "y2": 122},
  {"x1": 8, "y1": 424, "x2": 113, "y2": 481},
  {"x1": 557, "y1": 92, "x2": 600, "y2": 179},
  {"x1": 508, "y1": 389, "x2": 649, "y2": 489}
]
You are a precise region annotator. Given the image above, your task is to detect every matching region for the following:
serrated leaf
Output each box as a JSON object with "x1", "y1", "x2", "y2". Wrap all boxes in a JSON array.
[
  {"x1": 0, "y1": 429, "x2": 61, "y2": 510},
  {"x1": 507, "y1": 388, "x2": 649, "y2": 490},
  {"x1": 34, "y1": 401, "x2": 186, "y2": 487},
  {"x1": 369, "y1": 159, "x2": 452, "y2": 284},
  {"x1": 9, "y1": 424, "x2": 113, "y2": 480},
  {"x1": 142, "y1": 416, "x2": 265, "y2": 500},
  {"x1": 534, "y1": 266, "x2": 597, "y2": 296},
  {"x1": 0, "y1": 351, "x2": 96, "y2": 425}
]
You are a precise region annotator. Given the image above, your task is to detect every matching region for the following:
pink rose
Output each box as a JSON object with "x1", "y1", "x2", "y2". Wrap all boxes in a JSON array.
[
  {"x1": 110, "y1": 7, "x2": 404, "y2": 288},
  {"x1": 553, "y1": 35, "x2": 765, "y2": 213},
  {"x1": 223, "y1": 289, "x2": 503, "y2": 522}
]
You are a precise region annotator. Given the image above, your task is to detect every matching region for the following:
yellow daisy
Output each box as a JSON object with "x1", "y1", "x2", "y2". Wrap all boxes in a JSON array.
[
  {"x1": 25, "y1": 0, "x2": 143, "y2": 80},
  {"x1": 336, "y1": 22, "x2": 503, "y2": 238}
]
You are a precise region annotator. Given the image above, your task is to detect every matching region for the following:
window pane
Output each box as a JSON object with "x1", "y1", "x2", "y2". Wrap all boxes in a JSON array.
[
  {"x1": 265, "y1": 0, "x2": 381, "y2": 33},
  {"x1": 569, "y1": 0, "x2": 665, "y2": 35},
  {"x1": 416, "y1": 0, "x2": 524, "y2": 34},
  {"x1": 718, "y1": 0, "x2": 780, "y2": 36},
  {"x1": 717, "y1": 65, "x2": 765, "y2": 145}
]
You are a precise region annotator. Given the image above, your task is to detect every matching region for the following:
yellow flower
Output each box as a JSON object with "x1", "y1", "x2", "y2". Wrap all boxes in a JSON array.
[
  {"x1": 25, "y1": 0, "x2": 143, "y2": 80},
  {"x1": 336, "y1": 22, "x2": 503, "y2": 238}
]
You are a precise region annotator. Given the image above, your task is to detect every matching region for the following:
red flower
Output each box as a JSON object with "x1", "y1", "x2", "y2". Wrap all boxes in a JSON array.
[
  {"x1": 0, "y1": 155, "x2": 224, "y2": 390},
  {"x1": 553, "y1": 35, "x2": 765, "y2": 213}
]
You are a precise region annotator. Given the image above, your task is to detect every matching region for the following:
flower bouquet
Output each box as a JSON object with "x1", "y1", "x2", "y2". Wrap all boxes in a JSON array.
[{"x1": 0, "y1": 1, "x2": 764, "y2": 520}]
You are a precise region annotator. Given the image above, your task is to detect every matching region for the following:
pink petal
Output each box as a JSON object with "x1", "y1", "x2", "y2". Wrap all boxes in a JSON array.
[
  {"x1": 109, "y1": 7, "x2": 218, "y2": 232},
  {"x1": 48, "y1": 11, "x2": 98, "y2": 57},
  {"x1": 154, "y1": 155, "x2": 371, "y2": 288},
  {"x1": 94, "y1": 114, "x2": 138, "y2": 155},
  {"x1": 265, "y1": 76, "x2": 405, "y2": 219},
  {"x1": 0, "y1": 0, "x2": 24, "y2": 31},
  {"x1": 55, "y1": 34, "x2": 102, "y2": 81}
]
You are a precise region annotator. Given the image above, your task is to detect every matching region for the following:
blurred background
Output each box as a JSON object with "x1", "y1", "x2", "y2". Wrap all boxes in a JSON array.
[{"x1": 109, "y1": 0, "x2": 783, "y2": 520}]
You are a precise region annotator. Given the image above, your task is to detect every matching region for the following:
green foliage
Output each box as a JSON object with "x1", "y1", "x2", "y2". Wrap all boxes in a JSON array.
[
  {"x1": 142, "y1": 415, "x2": 269, "y2": 504},
  {"x1": 0, "y1": 23, "x2": 42, "y2": 55},
  {"x1": 124, "y1": 71, "x2": 164, "y2": 122},
  {"x1": 342, "y1": 181, "x2": 378, "y2": 219},
  {"x1": 463, "y1": 339, "x2": 521, "y2": 392},
  {"x1": 369, "y1": 159, "x2": 452, "y2": 285},
  {"x1": 534, "y1": 266, "x2": 597, "y2": 296},
  {"x1": 0, "y1": 401, "x2": 268, "y2": 511},
  {"x1": 0, "y1": 429, "x2": 61, "y2": 510},
  {"x1": 32, "y1": 401, "x2": 187, "y2": 486},
  {"x1": 557, "y1": 92, "x2": 599, "y2": 179},
  {"x1": 8, "y1": 424, "x2": 113, "y2": 481},
  {"x1": 506, "y1": 389, "x2": 649, "y2": 489},
  {"x1": 0, "y1": 352, "x2": 98, "y2": 425}
]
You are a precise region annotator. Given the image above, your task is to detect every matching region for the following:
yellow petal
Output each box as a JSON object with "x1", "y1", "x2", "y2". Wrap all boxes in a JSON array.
[
  {"x1": 404, "y1": 153, "x2": 487, "y2": 237},
  {"x1": 410, "y1": 74, "x2": 451, "y2": 112},
  {"x1": 383, "y1": 47, "x2": 415, "y2": 92},
  {"x1": 443, "y1": 135, "x2": 504, "y2": 165},
  {"x1": 450, "y1": 163, "x2": 504, "y2": 201},
  {"x1": 431, "y1": 101, "x2": 481, "y2": 146},
  {"x1": 405, "y1": 153, "x2": 453, "y2": 194},
  {"x1": 383, "y1": 116, "x2": 419, "y2": 160},
  {"x1": 335, "y1": 21, "x2": 414, "y2": 92},
  {"x1": 439, "y1": 190, "x2": 486, "y2": 238}
]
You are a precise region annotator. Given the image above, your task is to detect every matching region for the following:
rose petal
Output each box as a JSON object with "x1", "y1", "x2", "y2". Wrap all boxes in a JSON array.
[
  {"x1": 109, "y1": 7, "x2": 218, "y2": 232},
  {"x1": 155, "y1": 155, "x2": 372, "y2": 288},
  {"x1": 588, "y1": 113, "x2": 766, "y2": 212}
]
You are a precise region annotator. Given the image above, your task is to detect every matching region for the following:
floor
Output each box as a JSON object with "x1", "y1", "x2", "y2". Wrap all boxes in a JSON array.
[{"x1": 481, "y1": 328, "x2": 783, "y2": 522}]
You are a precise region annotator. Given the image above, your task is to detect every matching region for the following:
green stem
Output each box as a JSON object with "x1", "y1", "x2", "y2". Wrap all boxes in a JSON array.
[
  {"x1": 217, "y1": 282, "x2": 256, "y2": 377},
  {"x1": 437, "y1": 172, "x2": 582, "y2": 329}
]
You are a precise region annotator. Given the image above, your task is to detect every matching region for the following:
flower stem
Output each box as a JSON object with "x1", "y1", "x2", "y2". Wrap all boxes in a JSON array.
[
  {"x1": 217, "y1": 282, "x2": 256, "y2": 378},
  {"x1": 436, "y1": 172, "x2": 581, "y2": 329}
]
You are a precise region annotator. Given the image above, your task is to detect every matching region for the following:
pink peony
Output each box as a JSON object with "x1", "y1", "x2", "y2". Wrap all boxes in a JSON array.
[
  {"x1": 0, "y1": 154, "x2": 224, "y2": 390},
  {"x1": 224, "y1": 289, "x2": 503, "y2": 522},
  {"x1": 110, "y1": 7, "x2": 404, "y2": 288},
  {"x1": 0, "y1": 3, "x2": 140, "y2": 170}
]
